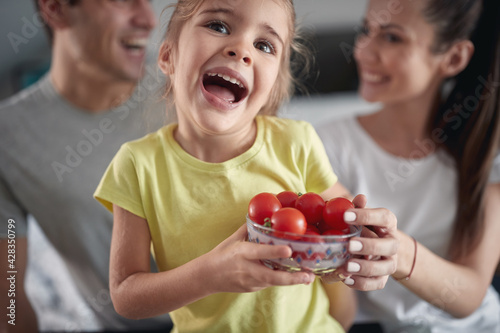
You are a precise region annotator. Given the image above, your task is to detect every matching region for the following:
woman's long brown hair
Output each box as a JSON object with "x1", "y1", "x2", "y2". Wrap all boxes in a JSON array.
[{"x1": 424, "y1": 0, "x2": 500, "y2": 259}]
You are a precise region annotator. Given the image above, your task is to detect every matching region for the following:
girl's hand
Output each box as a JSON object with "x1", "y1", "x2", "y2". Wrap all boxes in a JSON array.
[
  {"x1": 321, "y1": 194, "x2": 398, "y2": 290},
  {"x1": 203, "y1": 224, "x2": 316, "y2": 294}
]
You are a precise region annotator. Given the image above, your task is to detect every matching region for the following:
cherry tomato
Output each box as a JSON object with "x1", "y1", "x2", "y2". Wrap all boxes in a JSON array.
[
  {"x1": 276, "y1": 190, "x2": 299, "y2": 208},
  {"x1": 248, "y1": 192, "x2": 282, "y2": 225},
  {"x1": 302, "y1": 229, "x2": 323, "y2": 243},
  {"x1": 306, "y1": 224, "x2": 320, "y2": 234},
  {"x1": 322, "y1": 197, "x2": 354, "y2": 231},
  {"x1": 317, "y1": 219, "x2": 331, "y2": 233},
  {"x1": 295, "y1": 192, "x2": 325, "y2": 224},
  {"x1": 271, "y1": 207, "x2": 307, "y2": 236}
]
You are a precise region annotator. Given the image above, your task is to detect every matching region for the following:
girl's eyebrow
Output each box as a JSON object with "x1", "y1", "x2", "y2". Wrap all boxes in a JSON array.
[
  {"x1": 199, "y1": 7, "x2": 232, "y2": 16},
  {"x1": 199, "y1": 7, "x2": 284, "y2": 47},
  {"x1": 263, "y1": 23, "x2": 284, "y2": 48}
]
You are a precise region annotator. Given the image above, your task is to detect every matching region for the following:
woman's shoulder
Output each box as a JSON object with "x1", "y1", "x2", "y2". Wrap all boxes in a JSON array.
[{"x1": 315, "y1": 114, "x2": 361, "y2": 144}]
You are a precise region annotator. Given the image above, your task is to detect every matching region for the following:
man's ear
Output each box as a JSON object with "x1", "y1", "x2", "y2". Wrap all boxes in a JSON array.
[
  {"x1": 38, "y1": 0, "x2": 72, "y2": 30},
  {"x1": 440, "y1": 40, "x2": 474, "y2": 78},
  {"x1": 158, "y1": 41, "x2": 174, "y2": 75}
]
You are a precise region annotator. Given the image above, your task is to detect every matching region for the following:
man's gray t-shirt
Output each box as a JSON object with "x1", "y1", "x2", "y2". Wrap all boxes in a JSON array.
[{"x1": 0, "y1": 74, "x2": 172, "y2": 330}]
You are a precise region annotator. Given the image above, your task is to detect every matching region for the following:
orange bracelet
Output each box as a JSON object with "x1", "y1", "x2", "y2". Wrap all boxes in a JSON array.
[{"x1": 395, "y1": 237, "x2": 417, "y2": 282}]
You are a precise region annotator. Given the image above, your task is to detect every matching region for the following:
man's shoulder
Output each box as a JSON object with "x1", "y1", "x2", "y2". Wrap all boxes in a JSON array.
[{"x1": 0, "y1": 77, "x2": 50, "y2": 122}]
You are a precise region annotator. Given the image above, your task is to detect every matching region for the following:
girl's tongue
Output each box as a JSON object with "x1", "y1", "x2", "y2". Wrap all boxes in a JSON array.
[{"x1": 205, "y1": 84, "x2": 235, "y2": 103}]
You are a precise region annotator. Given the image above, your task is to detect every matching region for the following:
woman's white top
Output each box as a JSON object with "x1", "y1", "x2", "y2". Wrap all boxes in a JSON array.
[{"x1": 316, "y1": 115, "x2": 500, "y2": 333}]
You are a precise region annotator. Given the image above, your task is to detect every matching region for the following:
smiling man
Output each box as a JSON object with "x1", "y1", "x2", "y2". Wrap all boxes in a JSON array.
[{"x1": 0, "y1": 0, "x2": 173, "y2": 332}]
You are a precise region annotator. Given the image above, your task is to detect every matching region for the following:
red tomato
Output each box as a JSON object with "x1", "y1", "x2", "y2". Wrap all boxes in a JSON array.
[
  {"x1": 306, "y1": 224, "x2": 320, "y2": 234},
  {"x1": 322, "y1": 197, "x2": 354, "y2": 231},
  {"x1": 248, "y1": 192, "x2": 282, "y2": 225},
  {"x1": 271, "y1": 208, "x2": 307, "y2": 236},
  {"x1": 302, "y1": 229, "x2": 323, "y2": 243},
  {"x1": 317, "y1": 219, "x2": 330, "y2": 233},
  {"x1": 295, "y1": 192, "x2": 325, "y2": 224},
  {"x1": 276, "y1": 191, "x2": 299, "y2": 208}
]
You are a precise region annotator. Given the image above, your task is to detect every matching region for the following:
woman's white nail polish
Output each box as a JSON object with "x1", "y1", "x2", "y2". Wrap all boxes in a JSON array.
[
  {"x1": 349, "y1": 240, "x2": 363, "y2": 252},
  {"x1": 344, "y1": 277, "x2": 355, "y2": 286},
  {"x1": 347, "y1": 262, "x2": 361, "y2": 273},
  {"x1": 344, "y1": 211, "x2": 356, "y2": 222}
]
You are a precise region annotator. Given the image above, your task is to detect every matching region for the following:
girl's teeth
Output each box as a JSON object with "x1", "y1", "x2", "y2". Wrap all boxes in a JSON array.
[{"x1": 207, "y1": 73, "x2": 244, "y2": 88}]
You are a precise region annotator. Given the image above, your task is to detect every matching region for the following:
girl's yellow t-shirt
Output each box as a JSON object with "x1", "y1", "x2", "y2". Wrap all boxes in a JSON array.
[{"x1": 95, "y1": 115, "x2": 343, "y2": 333}]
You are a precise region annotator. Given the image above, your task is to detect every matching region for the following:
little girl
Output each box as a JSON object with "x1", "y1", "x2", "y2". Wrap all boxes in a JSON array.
[{"x1": 95, "y1": 0, "x2": 398, "y2": 332}]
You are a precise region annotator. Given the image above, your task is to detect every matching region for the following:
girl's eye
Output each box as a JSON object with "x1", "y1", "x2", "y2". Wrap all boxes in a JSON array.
[
  {"x1": 254, "y1": 41, "x2": 275, "y2": 54},
  {"x1": 206, "y1": 21, "x2": 229, "y2": 34}
]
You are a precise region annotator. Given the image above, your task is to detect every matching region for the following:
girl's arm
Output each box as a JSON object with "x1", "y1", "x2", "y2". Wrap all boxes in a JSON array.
[
  {"x1": 390, "y1": 183, "x2": 500, "y2": 318},
  {"x1": 321, "y1": 281, "x2": 357, "y2": 331},
  {"x1": 110, "y1": 204, "x2": 316, "y2": 319}
]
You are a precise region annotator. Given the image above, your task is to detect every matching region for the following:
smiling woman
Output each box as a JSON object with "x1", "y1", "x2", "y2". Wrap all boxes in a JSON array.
[{"x1": 317, "y1": 0, "x2": 500, "y2": 331}]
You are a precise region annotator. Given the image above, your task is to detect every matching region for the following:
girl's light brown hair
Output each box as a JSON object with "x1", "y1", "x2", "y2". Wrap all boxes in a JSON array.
[{"x1": 159, "y1": 0, "x2": 311, "y2": 116}]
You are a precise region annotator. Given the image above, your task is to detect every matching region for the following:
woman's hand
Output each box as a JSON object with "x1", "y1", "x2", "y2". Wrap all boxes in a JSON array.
[
  {"x1": 202, "y1": 224, "x2": 316, "y2": 294},
  {"x1": 321, "y1": 194, "x2": 399, "y2": 290}
]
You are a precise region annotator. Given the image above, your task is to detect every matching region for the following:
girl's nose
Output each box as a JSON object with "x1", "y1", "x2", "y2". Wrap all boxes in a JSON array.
[{"x1": 225, "y1": 39, "x2": 252, "y2": 65}]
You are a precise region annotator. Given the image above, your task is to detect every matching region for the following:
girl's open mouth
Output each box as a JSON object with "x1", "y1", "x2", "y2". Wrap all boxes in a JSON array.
[{"x1": 202, "y1": 72, "x2": 248, "y2": 104}]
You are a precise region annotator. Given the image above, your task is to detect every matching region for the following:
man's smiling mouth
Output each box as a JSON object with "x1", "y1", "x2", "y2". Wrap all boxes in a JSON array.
[{"x1": 121, "y1": 37, "x2": 149, "y2": 55}]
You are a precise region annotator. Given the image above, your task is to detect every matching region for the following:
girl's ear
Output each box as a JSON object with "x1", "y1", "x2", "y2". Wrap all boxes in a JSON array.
[
  {"x1": 440, "y1": 40, "x2": 474, "y2": 78},
  {"x1": 158, "y1": 41, "x2": 175, "y2": 75},
  {"x1": 38, "y1": 0, "x2": 72, "y2": 29}
]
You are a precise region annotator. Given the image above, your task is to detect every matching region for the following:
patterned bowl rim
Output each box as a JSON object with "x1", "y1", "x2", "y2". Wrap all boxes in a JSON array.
[{"x1": 246, "y1": 214, "x2": 362, "y2": 242}]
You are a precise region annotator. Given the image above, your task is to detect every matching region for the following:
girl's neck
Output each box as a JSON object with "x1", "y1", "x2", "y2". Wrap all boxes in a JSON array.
[{"x1": 174, "y1": 119, "x2": 258, "y2": 163}]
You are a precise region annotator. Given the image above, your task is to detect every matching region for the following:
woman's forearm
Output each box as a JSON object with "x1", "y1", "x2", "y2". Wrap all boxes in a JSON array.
[{"x1": 393, "y1": 231, "x2": 489, "y2": 318}]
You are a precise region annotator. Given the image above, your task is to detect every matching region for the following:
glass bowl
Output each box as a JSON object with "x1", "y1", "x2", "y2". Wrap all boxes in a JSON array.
[{"x1": 246, "y1": 215, "x2": 362, "y2": 275}]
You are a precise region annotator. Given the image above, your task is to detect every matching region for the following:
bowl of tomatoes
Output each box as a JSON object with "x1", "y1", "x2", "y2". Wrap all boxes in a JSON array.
[{"x1": 246, "y1": 191, "x2": 362, "y2": 275}]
